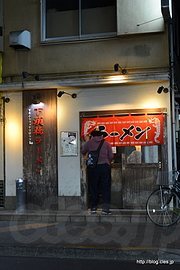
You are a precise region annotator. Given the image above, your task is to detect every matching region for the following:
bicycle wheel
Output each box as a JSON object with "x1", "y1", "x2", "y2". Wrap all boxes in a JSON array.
[{"x1": 146, "y1": 188, "x2": 180, "y2": 226}]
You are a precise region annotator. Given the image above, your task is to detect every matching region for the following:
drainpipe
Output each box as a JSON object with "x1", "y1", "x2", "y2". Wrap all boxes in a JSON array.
[
  {"x1": 2, "y1": 96, "x2": 5, "y2": 206},
  {"x1": 1, "y1": 96, "x2": 10, "y2": 207},
  {"x1": 161, "y1": 0, "x2": 177, "y2": 170},
  {"x1": 0, "y1": 93, "x2": 6, "y2": 208},
  {"x1": 169, "y1": 20, "x2": 177, "y2": 170}
]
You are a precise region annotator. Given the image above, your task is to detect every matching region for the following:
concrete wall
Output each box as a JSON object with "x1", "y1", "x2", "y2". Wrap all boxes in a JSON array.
[
  {"x1": 2, "y1": 0, "x2": 168, "y2": 80},
  {"x1": 4, "y1": 92, "x2": 23, "y2": 204},
  {"x1": 117, "y1": 0, "x2": 164, "y2": 35}
]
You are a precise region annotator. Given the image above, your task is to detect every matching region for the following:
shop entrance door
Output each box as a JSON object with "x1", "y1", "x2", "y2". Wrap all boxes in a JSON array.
[
  {"x1": 86, "y1": 145, "x2": 165, "y2": 210},
  {"x1": 111, "y1": 145, "x2": 163, "y2": 209}
]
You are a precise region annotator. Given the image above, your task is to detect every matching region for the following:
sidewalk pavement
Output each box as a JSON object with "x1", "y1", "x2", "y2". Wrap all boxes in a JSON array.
[{"x1": 0, "y1": 209, "x2": 180, "y2": 263}]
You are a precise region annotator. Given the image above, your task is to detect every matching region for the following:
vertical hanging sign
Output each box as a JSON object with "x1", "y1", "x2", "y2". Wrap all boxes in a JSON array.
[
  {"x1": 33, "y1": 106, "x2": 44, "y2": 174},
  {"x1": 23, "y1": 89, "x2": 57, "y2": 209},
  {"x1": 27, "y1": 103, "x2": 44, "y2": 174}
]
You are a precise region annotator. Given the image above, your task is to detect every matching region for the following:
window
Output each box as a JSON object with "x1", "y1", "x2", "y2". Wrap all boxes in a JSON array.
[
  {"x1": 113, "y1": 145, "x2": 159, "y2": 164},
  {"x1": 126, "y1": 145, "x2": 158, "y2": 164},
  {"x1": 42, "y1": 0, "x2": 116, "y2": 41}
]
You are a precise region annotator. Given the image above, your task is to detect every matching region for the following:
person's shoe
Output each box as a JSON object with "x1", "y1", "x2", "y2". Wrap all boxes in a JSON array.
[
  {"x1": 102, "y1": 210, "x2": 112, "y2": 215},
  {"x1": 91, "y1": 207, "x2": 97, "y2": 214}
]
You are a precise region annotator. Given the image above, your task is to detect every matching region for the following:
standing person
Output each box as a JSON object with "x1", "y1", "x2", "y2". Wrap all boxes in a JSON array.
[{"x1": 81, "y1": 129, "x2": 113, "y2": 215}]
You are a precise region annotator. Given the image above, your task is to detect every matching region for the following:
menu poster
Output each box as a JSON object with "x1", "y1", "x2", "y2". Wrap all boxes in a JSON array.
[{"x1": 60, "y1": 131, "x2": 78, "y2": 156}]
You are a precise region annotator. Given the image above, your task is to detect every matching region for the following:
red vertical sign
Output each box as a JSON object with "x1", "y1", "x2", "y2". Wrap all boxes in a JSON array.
[{"x1": 33, "y1": 107, "x2": 44, "y2": 173}]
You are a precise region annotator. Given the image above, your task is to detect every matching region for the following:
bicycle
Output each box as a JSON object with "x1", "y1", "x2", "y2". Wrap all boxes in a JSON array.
[{"x1": 146, "y1": 170, "x2": 180, "y2": 227}]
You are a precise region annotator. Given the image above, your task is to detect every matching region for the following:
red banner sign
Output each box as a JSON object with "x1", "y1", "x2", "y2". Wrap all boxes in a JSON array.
[{"x1": 81, "y1": 114, "x2": 164, "y2": 146}]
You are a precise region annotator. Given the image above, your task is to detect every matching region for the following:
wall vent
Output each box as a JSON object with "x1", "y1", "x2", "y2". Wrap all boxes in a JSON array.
[{"x1": 9, "y1": 30, "x2": 31, "y2": 50}]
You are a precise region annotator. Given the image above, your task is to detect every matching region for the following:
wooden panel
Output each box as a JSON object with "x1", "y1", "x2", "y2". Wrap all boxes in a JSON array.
[
  {"x1": 80, "y1": 108, "x2": 167, "y2": 117},
  {"x1": 111, "y1": 166, "x2": 123, "y2": 208},
  {"x1": 123, "y1": 165, "x2": 159, "y2": 209},
  {"x1": 23, "y1": 89, "x2": 57, "y2": 210}
]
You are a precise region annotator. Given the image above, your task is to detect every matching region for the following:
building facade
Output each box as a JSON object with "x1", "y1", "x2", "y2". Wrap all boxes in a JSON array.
[{"x1": 0, "y1": 0, "x2": 178, "y2": 211}]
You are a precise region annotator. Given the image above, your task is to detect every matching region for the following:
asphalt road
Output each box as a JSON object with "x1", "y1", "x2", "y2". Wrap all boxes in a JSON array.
[{"x1": 0, "y1": 257, "x2": 179, "y2": 270}]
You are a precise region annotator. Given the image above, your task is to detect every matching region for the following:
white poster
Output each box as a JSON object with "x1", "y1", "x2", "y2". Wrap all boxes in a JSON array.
[{"x1": 60, "y1": 131, "x2": 78, "y2": 156}]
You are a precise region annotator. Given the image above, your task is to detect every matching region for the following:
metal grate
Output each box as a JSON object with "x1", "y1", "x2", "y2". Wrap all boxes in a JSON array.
[{"x1": 0, "y1": 180, "x2": 4, "y2": 208}]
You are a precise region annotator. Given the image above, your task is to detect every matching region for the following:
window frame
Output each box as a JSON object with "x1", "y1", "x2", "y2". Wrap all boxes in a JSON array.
[
  {"x1": 114, "y1": 144, "x2": 160, "y2": 165},
  {"x1": 41, "y1": 0, "x2": 117, "y2": 42}
]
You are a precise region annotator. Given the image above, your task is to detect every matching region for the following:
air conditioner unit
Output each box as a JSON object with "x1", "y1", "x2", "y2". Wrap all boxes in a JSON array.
[{"x1": 9, "y1": 30, "x2": 31, "y2": 50}]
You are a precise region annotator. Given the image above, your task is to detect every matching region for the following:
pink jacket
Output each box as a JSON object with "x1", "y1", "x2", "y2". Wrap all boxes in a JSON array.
[{"x1": 81, "y1": 136, "x2": 113, "y2": 165}]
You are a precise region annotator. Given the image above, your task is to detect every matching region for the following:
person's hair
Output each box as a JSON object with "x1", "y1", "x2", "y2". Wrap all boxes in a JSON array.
[{"x1": 91, "y1": 130, "x2": 103, "y2": 137}]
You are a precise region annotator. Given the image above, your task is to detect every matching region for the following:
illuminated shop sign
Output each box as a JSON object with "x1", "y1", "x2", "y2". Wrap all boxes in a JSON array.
[
  {"x1": 81, "y1": 114, "x2": 164, "y2": 146},
  {"x1": 28, "y1": 105, "x2": 44, "y2": 174}
]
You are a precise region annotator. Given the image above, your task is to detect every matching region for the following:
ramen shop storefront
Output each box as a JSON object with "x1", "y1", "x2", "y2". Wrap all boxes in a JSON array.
[
  {"x1": 1, "y1": 82, "x2": 171, "y2": 211},
  {"x1": 80, "y1": 109, "x2": 167, "y2": 209}
]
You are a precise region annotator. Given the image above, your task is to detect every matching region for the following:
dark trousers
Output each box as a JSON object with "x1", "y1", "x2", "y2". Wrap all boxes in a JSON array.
[{"x1": 88, "y1": 163, "x2": 111, "y2": 210}]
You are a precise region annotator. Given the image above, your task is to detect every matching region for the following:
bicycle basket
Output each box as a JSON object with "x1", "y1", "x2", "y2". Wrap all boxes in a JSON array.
[{"x1": 156, "y1": 171, "x2": 175, "y2": 186}]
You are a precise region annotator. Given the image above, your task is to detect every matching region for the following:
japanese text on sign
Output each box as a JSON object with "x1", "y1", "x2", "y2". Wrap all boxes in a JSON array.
[
  {"x1": 34, "y1": 107, "x2": 44, "y2": 174},
  {"x1": 81, "y1": 114, "x2": 164, "y2": 146},
  {"x1": 28, "y1": 106, "x2": 44, "y2": 174}
]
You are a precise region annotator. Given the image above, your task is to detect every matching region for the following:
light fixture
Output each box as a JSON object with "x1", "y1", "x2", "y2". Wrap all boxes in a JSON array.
[
  {"x1": 0, "y1": 95, "x2": 10, "y2": 105},
  {"x1": 57, "y1": 91, "x2": 77, "y2": 98},
  {"x1": 32, "y1": 93, "x2": 41, "y2": 104},
  {"x1": 157, "y1": 86, "x2": 169, "y2": 94},
  {"x1": 114, "y1": 63, "x2": 127, "y2": 74},
  {"x1": 2, "y1": 97, "x2": 10, "y2": 103},
  {"x1": 22, "y1": 71, "x2": 40, "y2": 81}
]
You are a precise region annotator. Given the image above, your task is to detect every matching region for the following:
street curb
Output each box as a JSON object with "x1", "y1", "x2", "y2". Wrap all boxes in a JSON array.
[
  {"x1": 0, "y1": 210, "x2": 150, "y2": 223},
  {"x1": 0, "y1": 245, "x2": 179, "y2": 262},
  {"x1": 0, "y1": 245, "x2": 158, "y2": 260}
]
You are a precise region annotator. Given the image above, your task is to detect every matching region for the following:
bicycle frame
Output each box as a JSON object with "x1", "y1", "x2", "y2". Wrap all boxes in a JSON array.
[
  {"x1": 159, "y1": 186, "x2": 172, "y2": 209},
  {"x1": 146, "y1": 170, "x2": 180, "y2": 226}
]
